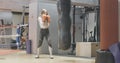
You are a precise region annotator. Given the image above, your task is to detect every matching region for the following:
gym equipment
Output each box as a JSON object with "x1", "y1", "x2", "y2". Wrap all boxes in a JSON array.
[
  {"x1": 71, "y1": 5, "x2": 76, "y2": 54},
  {"x1": 0, "y1": 24, "x2": 28, "y2": 49},
  {"x1": 26, "y1": 40, "x2": 32, "y2": 54},
  {"x1": 57, "y1": 0, "x2": 71, "y2": 50}
]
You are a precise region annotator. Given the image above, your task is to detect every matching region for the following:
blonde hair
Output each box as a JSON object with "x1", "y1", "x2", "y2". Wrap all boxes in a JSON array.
[{"x1": 41, "y1": 9, "x2": 47, "y2": 15}]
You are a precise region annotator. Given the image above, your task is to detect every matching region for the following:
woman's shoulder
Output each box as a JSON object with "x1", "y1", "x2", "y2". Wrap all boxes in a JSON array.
[{"x1": 38, "y1": 16, "x2": 42, "y2": 20}]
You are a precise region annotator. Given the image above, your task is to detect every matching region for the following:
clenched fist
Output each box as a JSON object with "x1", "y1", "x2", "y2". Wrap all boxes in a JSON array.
[{"x1": 42, "y1": 14, "x2": 50, "y2": 23}]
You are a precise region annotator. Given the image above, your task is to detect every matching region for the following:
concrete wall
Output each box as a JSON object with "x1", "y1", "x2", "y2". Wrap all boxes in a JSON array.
[
  {"x1": 29, "y1": 0, "x2": 39, "y2": 54},
  {"x1": 75, "y1": 14, "x2": 83, "y2": 42},
  {"x1": 39, "y1": 0, "x2": 98, "y2": 6},
  {"x1": 0, "y1": 0, "x2": 29, "y2": 12},
  {"x1": 72, "y1": 0, "x2": 98, "y2": 5}
]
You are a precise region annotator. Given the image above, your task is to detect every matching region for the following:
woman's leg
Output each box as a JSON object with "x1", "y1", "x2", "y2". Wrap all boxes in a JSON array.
[
  {"x1": 35, "y1": 30, "x2": 44, "y2": 58},
  {"x1": 45, "y1": 29, "x2": 53, "y2": 59}
]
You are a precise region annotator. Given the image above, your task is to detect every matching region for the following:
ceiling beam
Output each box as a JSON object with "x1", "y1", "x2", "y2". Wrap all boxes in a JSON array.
[{"x1": 39, "y1": 0, "x2": 98, "y2": 7}]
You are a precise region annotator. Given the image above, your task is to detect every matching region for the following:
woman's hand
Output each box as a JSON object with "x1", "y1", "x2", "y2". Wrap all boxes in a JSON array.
[
  {"x1": 42, "y1": 14, "x2": 50, "y2": 23},
  {"x1": 42, "y1": 14, "x2": 47, "y2": 22},
  {"x1": 46, "y1": 15, "x2": 50, "y2": 23}
]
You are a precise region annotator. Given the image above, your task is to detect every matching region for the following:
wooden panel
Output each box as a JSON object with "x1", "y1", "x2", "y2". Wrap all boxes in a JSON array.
[{"x1": 100, "y1": 0, "x2": 118, "y2": 50}]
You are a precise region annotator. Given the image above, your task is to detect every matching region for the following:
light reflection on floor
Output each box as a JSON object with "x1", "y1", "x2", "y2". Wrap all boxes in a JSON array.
[{"x1": 0, "y1": 51, "x2": 95, "y2": 63}]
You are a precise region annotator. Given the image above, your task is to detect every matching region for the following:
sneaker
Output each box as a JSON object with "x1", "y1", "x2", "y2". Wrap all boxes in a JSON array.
[
  {"x1": 35, "y1": 55, "x2": 39, "y2": 59},
  {"x1": 50, "y1": 56, "x2": 54, "y2": 59}
]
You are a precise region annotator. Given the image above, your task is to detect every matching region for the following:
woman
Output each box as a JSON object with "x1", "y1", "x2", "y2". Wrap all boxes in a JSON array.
[{"x1": 35, "y1": 9, "x2": 53, "y2": 59}]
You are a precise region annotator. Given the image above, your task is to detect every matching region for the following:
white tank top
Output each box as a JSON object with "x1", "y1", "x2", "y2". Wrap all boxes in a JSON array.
[{"x1": 38, "y1": 17, "x2": 50, "y2": 29}]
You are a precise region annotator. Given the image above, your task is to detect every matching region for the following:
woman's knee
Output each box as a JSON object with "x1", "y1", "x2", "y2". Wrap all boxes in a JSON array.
[{"x1": 38, "y1": 40, "x2": 43, "y2": 47}]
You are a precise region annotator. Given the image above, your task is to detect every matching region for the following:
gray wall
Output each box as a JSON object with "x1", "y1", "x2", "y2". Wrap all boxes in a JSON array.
[
  {"x1": 72, "y1": 0, "x2": 98, "y2": 5},
  {"x1": 39, "y1": 0, "x2": 98, "y2": 5},
  {"x1": 29, "y1": 0, "x2": 39, "y2": 54},
  {"x1": 0, "y1": 0, "x2": 29, "y2": 12},
  {"x1": 74, "y1": 14, "x2": 83, "y2": 42}
]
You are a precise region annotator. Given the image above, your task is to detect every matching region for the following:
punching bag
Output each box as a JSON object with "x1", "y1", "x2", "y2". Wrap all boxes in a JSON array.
[{"x1": 57, "y1": 0, "x2": 71, "y2": 50}]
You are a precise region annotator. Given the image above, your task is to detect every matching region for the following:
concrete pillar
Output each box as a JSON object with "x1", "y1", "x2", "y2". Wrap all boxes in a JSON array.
[
  {"x1": 29, "y1": 0, "x2": 39, "y2": 54},
  {"x1": 100, "y1": 0, "x2": 119, "y2": 50}
]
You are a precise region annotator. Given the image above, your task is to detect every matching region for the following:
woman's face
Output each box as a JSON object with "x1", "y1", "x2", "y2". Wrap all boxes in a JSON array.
[{"x1": 44, "y1": 11, "x2": 47, "y2": 15}]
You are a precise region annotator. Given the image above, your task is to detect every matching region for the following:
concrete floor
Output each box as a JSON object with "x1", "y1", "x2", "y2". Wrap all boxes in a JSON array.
[{"x1": 0, "y1": 51, "x2": 95, "y2": 63}]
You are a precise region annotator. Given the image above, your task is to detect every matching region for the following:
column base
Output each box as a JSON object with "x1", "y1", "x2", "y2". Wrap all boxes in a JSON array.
[{"x1": 95, "y1": 49, "x2": 115, "y2": 63}]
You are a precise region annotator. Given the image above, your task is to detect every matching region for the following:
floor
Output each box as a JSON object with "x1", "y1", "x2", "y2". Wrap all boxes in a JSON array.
[
  {"x1": 0, "y1": 50, "x2": 95, "y2": 63},
  {"x1": 0, "y1": 49, "x2": 20, "y2": 55}
]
